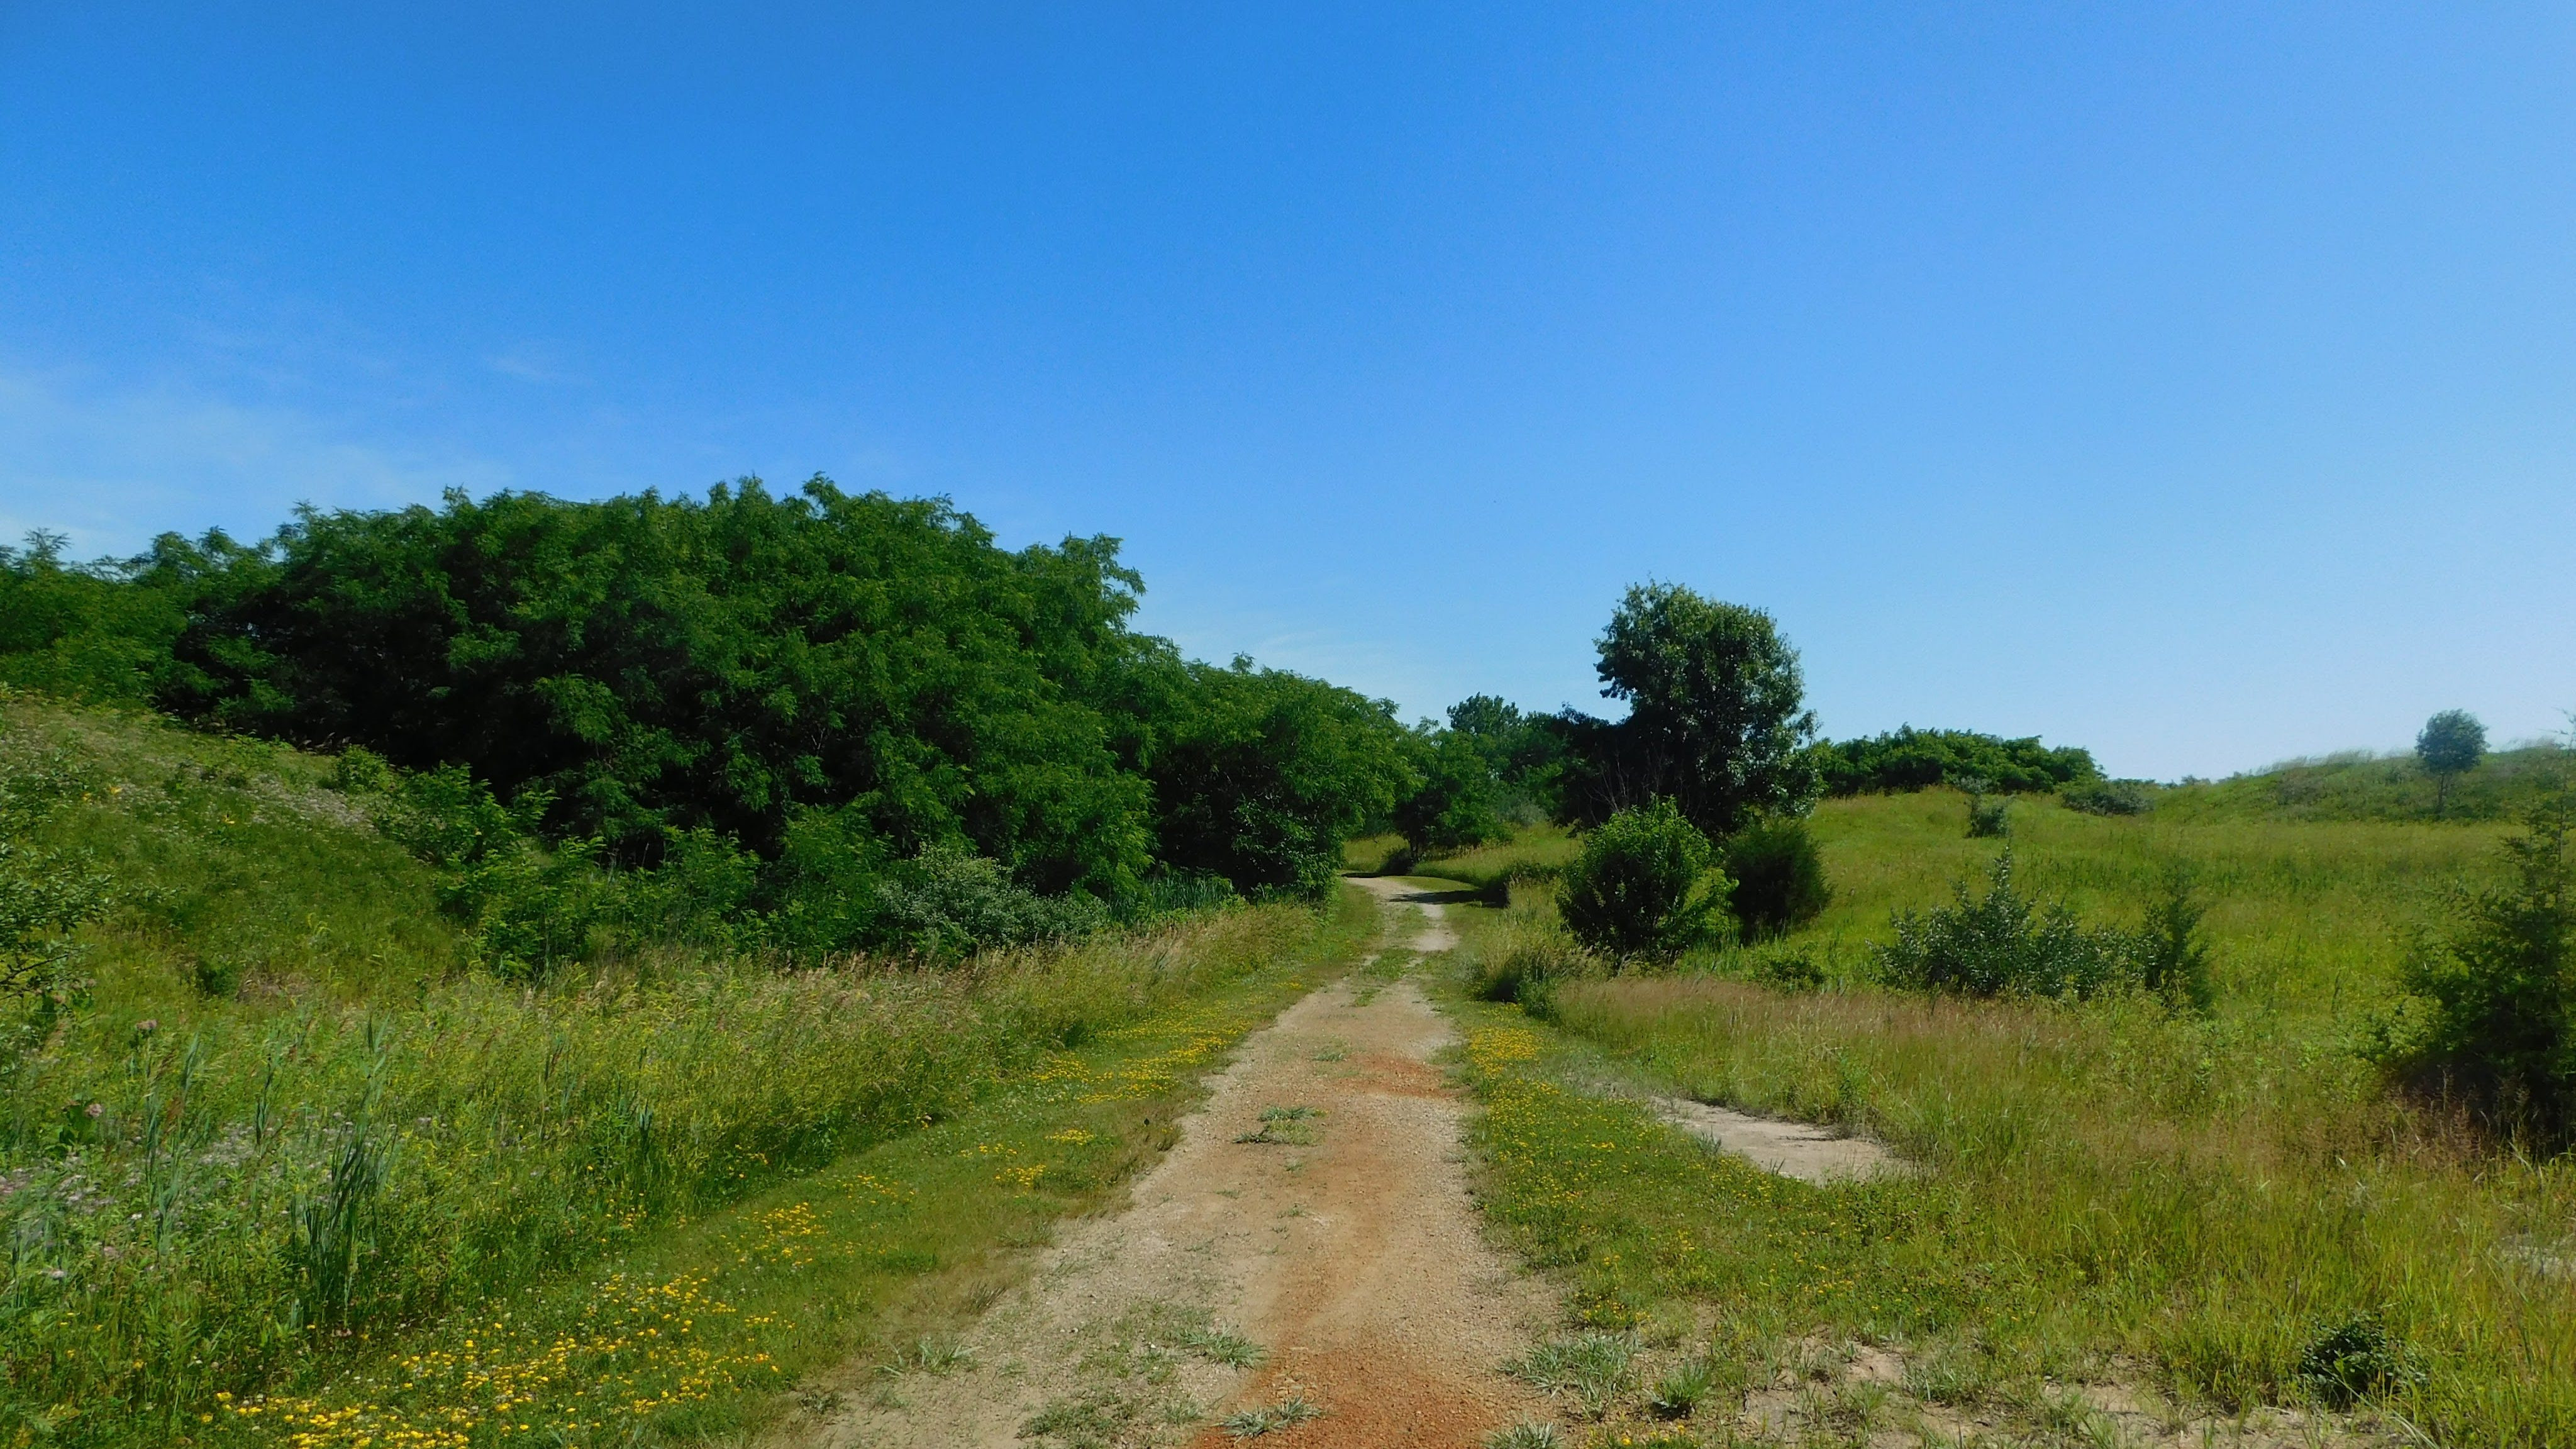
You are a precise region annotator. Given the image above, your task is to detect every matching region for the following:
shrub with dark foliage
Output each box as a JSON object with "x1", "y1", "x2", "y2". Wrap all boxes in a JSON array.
[
  {"x1": 1721, "y1": 818, "x2": 1832, "y2": 941},
  {"x1": 2062, "y1": 778, "x2": 2156, "y2": 816},
  {"x1": 2382, "y1": 775, "x2": 2576, "y2": 1141},
  {"x1": 1558, "y1": 800, "x2": 1731, "y2": 964}
]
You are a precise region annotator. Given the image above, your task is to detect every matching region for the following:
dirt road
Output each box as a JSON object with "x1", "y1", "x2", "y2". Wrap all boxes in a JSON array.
[{"x1": 804, "y1": 878, "x2": 1553, "y2": 1449}]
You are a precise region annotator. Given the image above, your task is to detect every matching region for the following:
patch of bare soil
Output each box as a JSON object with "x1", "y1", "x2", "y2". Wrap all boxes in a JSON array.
[
  {"x1": 1649, "y1": 1097, "x2": 1908, "y2": 1184},
  {"x1": 796, "y1": 880, "x2": 1553, "y2": 1449},
  {"x1": 1697, "y1": 1337, "x2": 2401, "y2": 1448}
]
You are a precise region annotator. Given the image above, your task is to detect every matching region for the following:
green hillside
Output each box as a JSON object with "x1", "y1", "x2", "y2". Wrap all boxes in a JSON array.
[{"x1": 0, "y1": 691, "x2": 1370, "y2": 1446}]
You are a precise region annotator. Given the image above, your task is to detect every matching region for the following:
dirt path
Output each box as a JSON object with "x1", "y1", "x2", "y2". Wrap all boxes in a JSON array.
[{"x1": 802, "y1": 878, "x2": 1553, "y2": 1449}]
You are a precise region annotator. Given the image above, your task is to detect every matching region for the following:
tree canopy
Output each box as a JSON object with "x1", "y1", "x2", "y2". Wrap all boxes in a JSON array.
[
  {"x1": 0, "y1": 482, "x2": 1415, "y2": 907},
  {"x1": 1581, "y1": 583, "x2": 1821, "y2": 836},
  {"x1": 1819, "y1": 726, "x2": 2100, "y2": 797}
]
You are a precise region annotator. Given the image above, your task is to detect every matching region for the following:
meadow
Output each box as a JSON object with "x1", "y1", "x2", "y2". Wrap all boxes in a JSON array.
[
  {"x1": 0, "y1": 693, "x2": 1377, "y2": 1446},
  {"x1": 1431, "y1": 784, "x2": 2575, "y2": 1446}
]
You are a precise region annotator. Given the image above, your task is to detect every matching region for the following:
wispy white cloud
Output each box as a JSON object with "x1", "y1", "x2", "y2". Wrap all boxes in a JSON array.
[
  {"x1": 484, "y1": 347, "x2": 587, "y2": 386},
  {"x1": 0, "y1": 366, "x2": 512, "y2": 557}
]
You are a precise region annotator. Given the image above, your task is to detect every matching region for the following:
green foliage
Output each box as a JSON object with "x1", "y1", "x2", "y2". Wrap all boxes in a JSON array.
[
  {"x1": 1581, "y1": 584, "x2": 1821, "y2": 836},
  {"x1": 2417, "y1": 709, "x2": 2488, "y2": 816},
  {"x1": 2382, "y1": 778, "x2": 2576, "y2": 1139},
  {"x1": 1962, "y1": 783, "x2": 2011, "y2": 838},
  {"x1": 1820, "y1": 725, "x2": 2101, "y2": 797},
  {"x1": 872, "y1": 843, "x2": 1108, "y2": 958},
  {"x1": 2416, "y1": 709, "x2": 2488, "y2": 780},
  {"x1": 1145, "y1": 658, "x2": 1416, "y2": 898},
  {"x1": 2295, "y1": 1312, "x2": 2423, "y2": 1407},
  {"x1": 2061, "y1": 777, "x2": 2156, "y2": 816},
  {"x1": 1446, "y1": 694, "x2": 1575, "y2": 822},
  {"x1": 1558, "y1": 801, "x2": 1730, "y2": 964},
  {"x1": 131, "y1": 483, "x2": 1159, "y2": 894},
  {"x1": 0, "y1": 533, "x2": 184, "y2": 706},
  {"x1": 1394, "y1": 726, "x2": 1507, "y2": 855},
  {"x1": 0, "y1": 486, "x2": 1417, "y2": 921},
  {"x1": 1876, "y1": 852, "x2": 2133, "y2": 999},
  {"x1": 1719, "y1": 817, "x2": 1831, "y2": 941},
  {"x1": 2135, "y1": 870, "x2": 2216, "y2": 1013}
]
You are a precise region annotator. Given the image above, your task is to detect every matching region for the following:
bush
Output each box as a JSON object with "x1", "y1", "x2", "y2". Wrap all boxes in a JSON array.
[
  {"x1": 2296, "y1": 1312, "x2": 2423, "y2": 1407},
  {"x1": 1557, "y1": 801, "x2": 1731, "y2": 965},
  {"x1": 2062, "y1": 778, "x2": 2155, "y2": 816},
  {"x1": 1721, "y1": 818, "x2": 1831, "y2": 941},
  {"x1": 1745, "y1": 944, "x2": 1826, "y2": 992},
  {"x1": 1876, "y1": 852, "x2": 2131, "y2": 999},
  {"x1": 2134, "y1": 870, "x2": 2216, "y2": 1013},
  {"x1": 873, "y1": 845, "x2": 1108, "y2": 960},
  {"x1": 1964, "y1": 786, "x2": 2011, "y2": 838},
  {"x1": 2381, "y1": 777, "x2": 2575, "y2": 1140}
]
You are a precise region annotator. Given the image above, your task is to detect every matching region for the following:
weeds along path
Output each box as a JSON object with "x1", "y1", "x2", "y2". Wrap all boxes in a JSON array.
[{"x1": 806, "y1": 877, "x2": 1551, "y2": 1449}]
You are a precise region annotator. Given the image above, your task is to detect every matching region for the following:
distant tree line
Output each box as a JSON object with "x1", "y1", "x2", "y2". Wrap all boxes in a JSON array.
[{"x1": 1818, "y1": 725, "x2": 2100, "y2": 797}]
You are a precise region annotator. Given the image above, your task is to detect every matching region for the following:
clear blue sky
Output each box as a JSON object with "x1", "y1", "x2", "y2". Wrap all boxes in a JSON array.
[{"x1": 4, "y1": 4, "x2": 2572, "y2": 780}]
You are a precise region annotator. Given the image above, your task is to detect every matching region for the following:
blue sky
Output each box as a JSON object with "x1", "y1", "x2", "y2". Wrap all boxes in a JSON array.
[{"x1": 4, "y1": 3, "x2": 2572, "y2": 780}]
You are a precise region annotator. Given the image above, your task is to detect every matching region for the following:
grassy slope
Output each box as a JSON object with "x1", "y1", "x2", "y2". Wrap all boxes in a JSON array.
[
  {"x1": 1433, "y1": 794, "x2": 2572, "y2": 1445},
  {"x1": 2158, "y1": 743, "x2": 2568, "y2": 826},
  {"x1": 221, "y1": 886, "x2": 1379, "y2": 1448},
  {"x1": 0, "y1": 694, "x2": 1378, "y2": 1446}
]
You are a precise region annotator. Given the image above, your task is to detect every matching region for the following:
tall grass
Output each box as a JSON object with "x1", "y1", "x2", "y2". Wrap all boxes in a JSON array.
[
  {"x1": 1444, "y1": 796, "x2": 2576, "y2": 1444},
  {"x1": 1526, "y1": 977, "x2": 2576, "y2": 1441},
  {"x1": 0, "y1": 696, "x2": 1358, "y2": 1445},
  {"x1": 1347, "y1": 823, "x2": 1582, "y2": 895}
]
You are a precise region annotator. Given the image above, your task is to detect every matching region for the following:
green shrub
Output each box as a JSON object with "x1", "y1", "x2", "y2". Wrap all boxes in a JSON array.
[
  {"x1": 2296, "y1": 1312, "x2": 2423, "y2": 1407},
  {"x1": 1745, "y1": 945, "x2": 1826, "y2": 992},
  {"x1": 2134, "y1": 870, "x2": 2216, "y2": 1013},
  {"x1": 1557, "y1": 801, "x2": 1731, "y2": 965},
  {"x1": 2381, "y1": 777, "x2": 2575, "y2": 1140},
  {"x1": 873, "y1": 844, "x2": 1108, "y2": 959},
  {"x1": 1964, "y1": 784, "x2": 2011, "y2": 838},
  {"x1": 1876, "y1": 852, "x2": 2132, "y2": 999},
  {"x1": 1720, "y1": 818, "x2": 1831, "y2": 940},
  {"x1": 2062, "y1": 778, "x2": 2156, "y2": 816}
]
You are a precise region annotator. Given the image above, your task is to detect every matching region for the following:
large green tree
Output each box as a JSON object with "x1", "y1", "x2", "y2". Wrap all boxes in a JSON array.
[
  {"x1": 1590, "y1": 583, "x2": 1821, "y2": 836},
  {"x1": 0, "y1": 481, "x2": 1421, "y2": 912},
  {"x1": 1144, "y1": 658, "x2": 1417, "y2": 896}
]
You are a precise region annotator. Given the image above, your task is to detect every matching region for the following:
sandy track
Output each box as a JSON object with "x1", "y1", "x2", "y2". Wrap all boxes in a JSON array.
[{"x1": 802, "y1": 879, "x2": 1552, "y2": 1449}]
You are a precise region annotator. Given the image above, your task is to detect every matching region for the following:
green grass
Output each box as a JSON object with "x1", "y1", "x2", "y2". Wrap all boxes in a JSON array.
[
  {"x1": 1787, "y1": 786, "x2": 2509, "y2": 1021},
  {"x1": 2159, "y1": 742, "x2": 2568, "y2": 824},
  {"x1": 0, "y1": 694, "x2": 1380, "y2": 1446},
  {"x1": 206, "y1": 896, "x2": 1370, "y2": 1448},
  {"x1": 1344, "y1": 824, "x2": 1581, "y2": 894},
  {"x1": 1437, "y1": 796, "x2": 2576, "y2": 1446}
]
